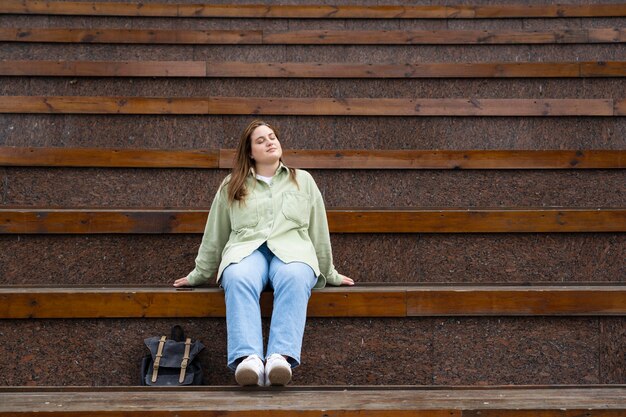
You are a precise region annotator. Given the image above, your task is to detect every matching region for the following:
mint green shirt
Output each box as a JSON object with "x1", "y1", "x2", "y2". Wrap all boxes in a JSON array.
[{"x1": 186, "y1": 163, "x2": 341, "y2": 288}]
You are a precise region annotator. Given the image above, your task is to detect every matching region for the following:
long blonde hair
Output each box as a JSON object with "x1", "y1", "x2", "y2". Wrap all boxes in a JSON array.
[{"x1": 226, "y1": 120, "x2": 297, "y2": 204}]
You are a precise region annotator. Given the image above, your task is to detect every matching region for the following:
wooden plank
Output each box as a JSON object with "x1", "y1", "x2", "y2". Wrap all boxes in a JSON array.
[
  {"x1": 307, "y1": 288, "x2": 406, "y2": 317},
  {"x1": 0, "y1": 287, "x2": 406, "y2": 318},
  {"x1": 326, "y1": 209, "x2": 626, "y2": 233},
  {"x1": 1, "y1": 28, "x2": 624, "y2": 45},
  {"x1": 580, "y1": 61, "x2": 626, "y2": 77},
  {"x1": 474, "y1": 4, "x2": 626, "y2": 18},
  {"x1": 0, "y1": 288, "x2": 228, "y2": 319},
  {"x1": 407, "y1": 287, "x2": 626, "y2": 316},
  {"x1": 1, "y1": 97, "x2": 616, "y2": 116},
  {"x1": 0, "y1": 0, "x2": 181, "y2": 17},
  {"x1": 0, "y1": 60, "x2": 207, "y2": 77},
  {"x1": 0, "y1": 147, "x2": 220, "y2": 168},
  {"x1": 1, "y1": 209, "x2": 624, "y2": 234},
  {"x1": 262, "y1": 29, "x2": 598, "y2": 45},
  {"x1": 205, "y1": 61, "x2": 584, "y2": 78},
  {"x1": 2, "y1": 60, "x2": 626, "y2": 78},
  {"x1": 220, "y1": 149, "x2": 626, "y2": 170},
  {"x1": 615, "y1": 99, "x2": 626, "y2": 116},
  {"x1": 3, "y1": 148, "x2": 624, "y2": 169},
  {"x1": 1, "y1": 286, "x2": 624, "y2": 319},
  {"x1": 0, "y1": 209, "x2": 207, "y2": 234},
  {"x1": 0, "y1": 28, "x2": 261, "y2": 44},
  {"x1": 206, "y1": 98, "x2": 615, "y2": 116},
  {"x1": 184, "y1": 4, "x2": 468, "y2": 19},
  {"x1": 0, "y1": 96, "x2": 208, "y2": 114},
  {"x1": 463, "y1": 411, "x2": 625, "y2": 417},
  {"x1": 589, "y1": 28, "x2": 626, "y2": 43},
  {"x1": 2, "y1": 1, "x2": 626, "y2": 18},
  {"x1": 0, "y1": 388, "x2": 624, "y2": 417},
  {"x1": 2, "y1": 387, "x2": 624, "y2": 417}
]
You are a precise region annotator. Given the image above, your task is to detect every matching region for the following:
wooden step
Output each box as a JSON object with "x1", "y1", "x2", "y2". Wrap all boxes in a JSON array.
[
  {"x1": 2, "y1": 1, "x2": 626, "y2": 18},
  {"x1": 1, "y1": 96, "x2": 624, "y2": 116},
  {"x1": 1, "y1": 60, "x2": 625, "y2": 78},
  {"x1": 0, "y1": 386, "x2": 624, "y2": 416},
  {"x1": 2, "y1": 147, "x2": 625, "y2": 169},
  {"x1": 1, "y1": 208, "x2": 625, "y2": 234},
  {"x1": 1, "y1": 285, "x2": 624, "y2": 318},
  {"x1": 1, "y1": 28, "x2": 624, "y2": 45}
]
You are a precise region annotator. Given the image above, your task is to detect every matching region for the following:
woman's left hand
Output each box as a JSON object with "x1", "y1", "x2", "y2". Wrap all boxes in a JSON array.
[{"x1": 338, "y1": 274, "x2": 354, "y2": 286}]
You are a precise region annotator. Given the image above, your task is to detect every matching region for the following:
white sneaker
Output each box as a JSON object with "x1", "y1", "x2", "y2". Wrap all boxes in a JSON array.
[
  {"x1": 265, "y1": 353, "x2": 292, "y2": 386},
  {"x1": 234, "y1": 355, "x2": 265, "y2": 386}
]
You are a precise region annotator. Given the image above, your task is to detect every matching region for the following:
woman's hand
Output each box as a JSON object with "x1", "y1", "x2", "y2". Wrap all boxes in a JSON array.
[
  {"x1": 173, "y1": 276, "x2": 190, "y2": 287},
  {"x1": 338, "y1": 274, "x2": 354, "y2": 286}
]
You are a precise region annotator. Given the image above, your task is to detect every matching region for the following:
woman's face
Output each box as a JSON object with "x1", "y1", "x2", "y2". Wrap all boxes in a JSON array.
[{"x1": 250, "y1": 124, "x2": 282, "y2": 166}]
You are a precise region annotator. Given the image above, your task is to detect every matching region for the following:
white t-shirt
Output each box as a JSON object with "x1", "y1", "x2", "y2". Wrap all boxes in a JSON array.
[{"x1": 256, "y1": 174, "x2": 273, "y2": 185}]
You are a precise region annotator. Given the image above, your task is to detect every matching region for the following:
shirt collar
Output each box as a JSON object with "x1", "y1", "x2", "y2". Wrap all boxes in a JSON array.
[{"x1": 249, "y1": 161, "x2": 289, "y2": 177}]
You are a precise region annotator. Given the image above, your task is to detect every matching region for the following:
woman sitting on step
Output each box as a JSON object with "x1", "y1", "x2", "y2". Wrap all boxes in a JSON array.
[{"x1": 173, "y1": 119, "x2": 354, "y2": 386}]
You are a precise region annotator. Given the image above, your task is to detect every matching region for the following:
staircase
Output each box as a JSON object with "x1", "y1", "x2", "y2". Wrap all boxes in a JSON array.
[{"x1": 0, "y1": 0, "x2": 624, "y2": 414}]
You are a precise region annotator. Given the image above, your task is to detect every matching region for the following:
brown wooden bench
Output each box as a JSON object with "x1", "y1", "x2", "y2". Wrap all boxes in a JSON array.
[
  {"x1": 0, "y1": 386, "x2": 625, "y2": 416},
  {"x1": 2, "y1": 147, "x2": 625, "y2": 169},
  {"x1": 1, "y1": 97, "x2": 624, "y2": 116},
  {"x1": 2, "y1": 208, "x2": 625, "y2": 234},
  {"x1": 1, "y1": 28, "x2": 625, "y2": 45},
  {"x1": 1, "y1": 285, "x2": 625, "y2": 318},
  {"x1": 1, "y1": 60, "x2": 625, "y2": 78},
  {"x1": 2, "y1": 2, "x2": 626, "y2": 18}
]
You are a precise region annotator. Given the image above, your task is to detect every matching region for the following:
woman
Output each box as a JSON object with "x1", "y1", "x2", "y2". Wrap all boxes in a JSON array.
[{"x1": 174, "y1": 120, "x2": 354, "y2": 386}]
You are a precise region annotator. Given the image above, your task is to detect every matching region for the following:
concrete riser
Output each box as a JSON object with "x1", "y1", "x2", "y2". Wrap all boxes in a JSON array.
[{"x1": 0, "y1": 317, "x2": 623, "y2": 386}]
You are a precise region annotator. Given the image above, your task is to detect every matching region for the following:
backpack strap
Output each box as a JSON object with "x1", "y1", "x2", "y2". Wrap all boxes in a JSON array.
[
  {"x1": 179, "y1": 338, "x2": 192, "y2": 383},
  {"x1": 151, "y1": 336, "x2": 167, "y2": 383}
]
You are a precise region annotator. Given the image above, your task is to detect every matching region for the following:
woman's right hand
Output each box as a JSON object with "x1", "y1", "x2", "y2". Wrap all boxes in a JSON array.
[
  {"x1": 173, "y1": 277, "x2": 190, "y2": 287},
  {"x1": 338, "y1": 274, "x2": 354, "y2": 286}
]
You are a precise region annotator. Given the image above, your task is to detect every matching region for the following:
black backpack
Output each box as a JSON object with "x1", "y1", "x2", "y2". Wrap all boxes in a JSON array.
[{"x1": 140, "y1": 325, "x2": 205, "y2": 386}]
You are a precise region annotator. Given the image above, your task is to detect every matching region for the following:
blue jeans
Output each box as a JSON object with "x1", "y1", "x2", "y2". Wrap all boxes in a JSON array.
[{"x1": 221, "y1": 242, "x2": 317, "y2": 371}]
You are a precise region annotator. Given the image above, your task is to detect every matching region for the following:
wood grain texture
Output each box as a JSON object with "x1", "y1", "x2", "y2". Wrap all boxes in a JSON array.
[
  {"x1": 3, "y1": 147, "x2": 624, "y2": 169},
  {"x1": 2, "y1": 1, "x2": 626, "y2": 18},
  {"x1": 407, "y1": 287, "x2": 626, "y2": 316},
  {"x1": 326, "y1": 209, "x2": 626, "y2": 233},
  {"x1": 262, "y1": 29, "x2": 624, "y2": 45},
  {"x1": 615, "y1": 99, "x2": 626, "y2": 116},
  {"x1": 206, "y1": 61, "x2": 581, "y2": 78},
  {"x1": 0, "y1": 28, "x2": 261, "y2": 44},
  {"x1": 1, "y1": 97, "x2": 616, "y2": 116},
  {"x1": 1, "y1": 28, "x2": 624, "y2": 45},
  {"x1": 207, "y1": 97, "x2": 618, "y2": 116},
  {"x1": 2, "y1": 61, "x2": 625, "y2": 78},
  {"x1": 580, "y1": 62, "x2": 626, "y2": 77},
  {"x1": 220, "y1": 149, "x2": 626, "y2": 169},
  {"x1": 0, "y1": 209, "x2": 207, "y2": 234},
  {"x1": 1, "y1": 209, "x2": 624, "y2": 234},
  {"x1": 0, "y1": 96, "x2": 208, "y2": 114},
  {"x1": 2, "y1": 386, "x2": 625, "y2": 416},
  {"x1": 1, "y1": 286, "x2": 624, "y2": 319},
  {"x1": 0, "y1": 147, "x2": 220, "y2": 168},
  {"x1": 473, "y1": 4, "x2": 626, "y2": 18},
  {"x1": 0, "y1": 60, "x2": 207, "y2": 77}
]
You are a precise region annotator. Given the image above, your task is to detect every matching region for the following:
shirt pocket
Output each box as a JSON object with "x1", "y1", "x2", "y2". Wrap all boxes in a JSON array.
[
  {"x1": 281, "y1": 191, "x2": 310, "y2": 228},
  {"x1": 230, "y1": 196, "x2": 260, "y2": 231}
]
